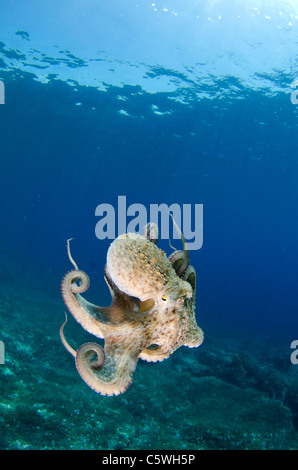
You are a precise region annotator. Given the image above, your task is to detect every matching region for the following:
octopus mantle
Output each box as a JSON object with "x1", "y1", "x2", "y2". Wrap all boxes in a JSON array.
[{"x1": 60, "y1": 228, "x2": 204, "y2": 396}]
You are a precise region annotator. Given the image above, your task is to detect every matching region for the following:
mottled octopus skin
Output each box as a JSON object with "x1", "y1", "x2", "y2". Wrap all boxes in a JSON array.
[{"x1": 60, "y1": 232, "x2": 204, "y2": 396}]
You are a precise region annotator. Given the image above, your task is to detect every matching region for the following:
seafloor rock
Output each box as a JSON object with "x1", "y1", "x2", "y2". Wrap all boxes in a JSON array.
[{"x1": 178, "y1": 375, "x2": 293, "y2": 450}]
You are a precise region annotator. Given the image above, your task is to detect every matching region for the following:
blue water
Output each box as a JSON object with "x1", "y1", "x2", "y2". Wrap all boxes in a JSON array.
[{"x1": 0, "y1": 0, "x2": 298, "y2": 450}]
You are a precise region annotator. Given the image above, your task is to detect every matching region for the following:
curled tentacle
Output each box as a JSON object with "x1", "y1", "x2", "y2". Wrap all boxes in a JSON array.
[
  {"x1": 60, "y1": 314, "x2": 109, "y2": 394},
  {"x1": 181, "y1": 265, "x2": 196, "y2": 294},
  {"x1": 168, "y1": 251, "x2": 186, "y2": 277},
  {"x1": 61, "y1": 269, "x2": 90, "y2": 319},
  {"x1": 63, "y1": 238, "x2": 90, "y2": 298},
  {"x1": 62, "y1": 269, "x2": 90, "y2": 295},
  {"x1": 75, "y1": 342, "x2": 106, "y2": 393},
  {"x1": 61, "y1": 239, "x2": 110, "y2": 338},
  {"x1": 61, "y1": 270, "x2": 106, "y2": 338},
  {"x1": 144, "y1": 222, "x2": 159, "y2": 244},
  {"x1": 168, "y1": 213, "x2": 189, "y2": 277},
  {"x1": 75, "y1": 340, "x2": 141, "y2": 396},
  {"x1": 60, "y1": 313, "x2": 104, "y2": 365}
]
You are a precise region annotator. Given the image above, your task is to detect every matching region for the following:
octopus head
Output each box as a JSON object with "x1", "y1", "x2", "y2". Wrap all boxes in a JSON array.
[{"x1": 106, "y1": 232, "x2": 195, "y2": 313}]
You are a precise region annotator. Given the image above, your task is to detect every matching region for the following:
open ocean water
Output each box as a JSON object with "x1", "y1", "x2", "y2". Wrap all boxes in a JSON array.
[{"x1": 0, "y1": 0, "x2": 298, "y2": 452}]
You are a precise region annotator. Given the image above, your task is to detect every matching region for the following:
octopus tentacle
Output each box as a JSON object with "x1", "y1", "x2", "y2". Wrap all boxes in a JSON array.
[
  {"x1": 62, "y1": 269, "x2": 90, "y2": 294},
  {"x1": 184, "y1": 323, "x2": 204, "y2": 348},
  {"x1": 61, "y1": 270, "x2": 105, "y2": 338},
  {"x1": 59, "y1": 312, "x2": 76, "y2": 358},
  {"x1": 168, "y1": 250, "x2": 186, "y2": 276},
  {"x1": 75, "y1": 342, "x2": 106, "y2": 392},
  {"x1": 76, "y1": 340, "x2": 143, "y2": 396},
  {"x1": 66, "y1": 238, "x2": 79, "y2": 270},
  {"x1": 61, "y1": 240, "x2": 114, "y2": 337},
  {"x1": 139, "y1": 346, "x2": 170, "y2": 362},
  {"x1": 59, "y1": 313, "x2": 108, "y2": 393},
  {"x1": 168, "y1": 213, "x2": 189, "y2": 277},
  {"x1": 181, "y1": 265, "x2": 196, "y2": 294},
  {"x1": 144, "y1": 222, "x2": 158, "y2": 244},
  {"x1": 76, "y1": 343, "x2": 105, "y2": 370}
]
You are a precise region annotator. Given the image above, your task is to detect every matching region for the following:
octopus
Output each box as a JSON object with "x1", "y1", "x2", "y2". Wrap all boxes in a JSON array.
[{"x1": 60, "y1": 219, "x2": 204, "y2": 396}]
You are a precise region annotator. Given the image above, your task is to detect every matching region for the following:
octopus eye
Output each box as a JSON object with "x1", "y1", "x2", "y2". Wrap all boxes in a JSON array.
[{"x1": 161, "y1": 295, "x2": 168, "y2": 302}]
